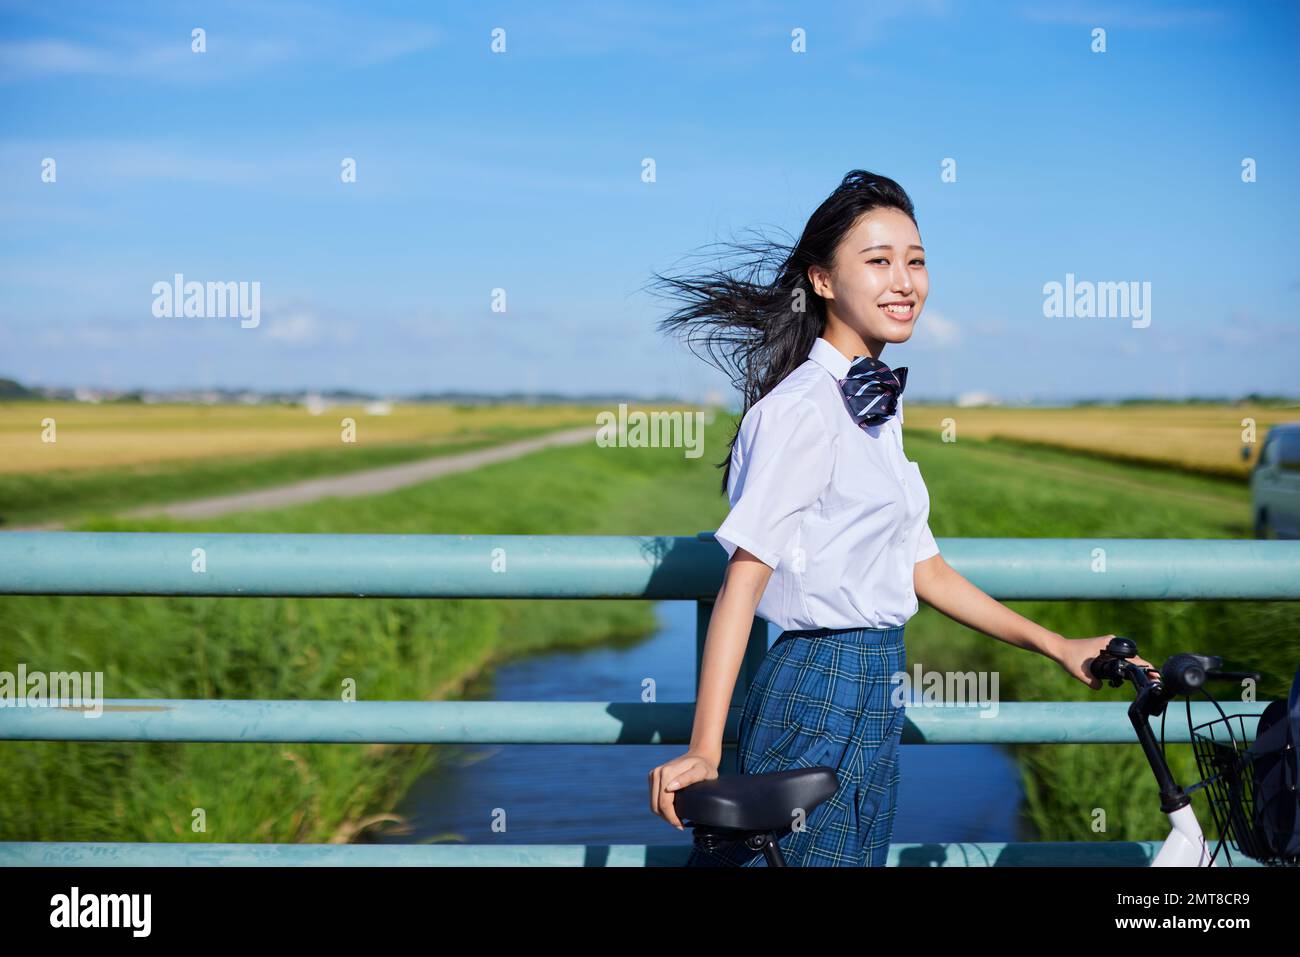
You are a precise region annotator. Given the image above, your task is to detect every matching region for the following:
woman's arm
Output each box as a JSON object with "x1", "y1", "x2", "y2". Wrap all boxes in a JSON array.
[
  {"x1": 687, "y1": 549, "x2": 773, "y2": 765},
  {"x1": 913, "y1": 554, "x2": 1062, "y2": 657},
  {"x1": 912, "y1": 553, "x2": 1159, "y2": 686},
  {"x1": 648, "y1": 547, "x2": 771, "y2": 829}
]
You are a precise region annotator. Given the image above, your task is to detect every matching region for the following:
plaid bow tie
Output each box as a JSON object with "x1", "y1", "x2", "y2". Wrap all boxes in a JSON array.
[{"x1": 838, "y1": 355, "x2": 908, "y2": 427}]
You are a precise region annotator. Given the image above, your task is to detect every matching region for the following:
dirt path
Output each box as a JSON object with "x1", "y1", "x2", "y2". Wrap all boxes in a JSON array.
[{"x1": 5, "y1": 425, "x2": 596, "y2": 531}]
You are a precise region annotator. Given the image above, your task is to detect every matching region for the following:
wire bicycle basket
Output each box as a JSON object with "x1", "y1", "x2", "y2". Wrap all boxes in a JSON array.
[{"x1": 1191, "y1": 709, "x2": 1300, "y2": 867}]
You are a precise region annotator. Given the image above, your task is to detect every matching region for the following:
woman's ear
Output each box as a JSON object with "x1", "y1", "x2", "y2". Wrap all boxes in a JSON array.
[{"x1": 807, "y1": 264, "x2": 831, "y2": 299}]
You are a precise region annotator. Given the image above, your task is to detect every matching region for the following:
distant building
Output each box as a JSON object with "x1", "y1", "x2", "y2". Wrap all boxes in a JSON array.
[{"x1": 956, "y1": 391, "x2": 1002, "y2": 408}]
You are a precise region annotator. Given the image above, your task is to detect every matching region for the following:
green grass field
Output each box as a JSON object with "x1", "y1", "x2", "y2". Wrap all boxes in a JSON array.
[{"x1": 0, "y1": 402, "x2": 1295, "y2": 850}]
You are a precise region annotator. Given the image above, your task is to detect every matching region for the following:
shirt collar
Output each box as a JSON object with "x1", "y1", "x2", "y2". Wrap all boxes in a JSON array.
[
  {"x1": 808, "y1": 336, "x2": 853, "y2": 380},
  {"x1": 807, "y1": 336, "x2": 906, "y2": 426}
]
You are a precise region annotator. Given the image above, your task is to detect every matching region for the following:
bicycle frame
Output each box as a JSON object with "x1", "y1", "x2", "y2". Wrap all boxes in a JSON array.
[
  {"x1": 1121, "y1": 675, "x2": 1216, "y2": 866},
  {"x1": 1154, "y1": 804, "x2": 1215, "y2": 867}
]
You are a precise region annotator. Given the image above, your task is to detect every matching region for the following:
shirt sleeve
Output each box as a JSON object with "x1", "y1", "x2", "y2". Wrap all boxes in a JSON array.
[
  {"x1": 714, "y1": 394, "x2": 834, "y2": 570},
  {"x1": 915, "y1": 521, "x2": 940, "y2": 563}
]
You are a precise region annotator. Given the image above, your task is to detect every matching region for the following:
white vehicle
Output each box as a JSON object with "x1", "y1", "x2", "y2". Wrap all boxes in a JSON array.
[{"x1": 1252, "y1": 422, "x2": 1300, "y2": 539}]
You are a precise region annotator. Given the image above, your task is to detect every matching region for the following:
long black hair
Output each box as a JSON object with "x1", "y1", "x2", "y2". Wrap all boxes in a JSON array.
[{"x1": 646, "y1": 169, "x2": 919, "y2": 493}]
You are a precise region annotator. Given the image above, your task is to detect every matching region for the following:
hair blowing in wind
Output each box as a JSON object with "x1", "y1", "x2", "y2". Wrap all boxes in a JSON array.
[{"x1": 645, "y1": 169, "x2": 920, "y2": 493}]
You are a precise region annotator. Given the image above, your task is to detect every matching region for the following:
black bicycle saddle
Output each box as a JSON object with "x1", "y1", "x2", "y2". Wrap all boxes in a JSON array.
[{"x1": 675, "y1": 767, "x2": 839, "y2": 832}]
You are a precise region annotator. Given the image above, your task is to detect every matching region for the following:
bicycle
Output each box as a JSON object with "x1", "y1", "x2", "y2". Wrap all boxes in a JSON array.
[
  {"x1": 1090, "y1": 635, "x2": 1299, "y2": 867},
  {"x1": 675, "y1": 636, "x2": 1298, "y2": 867}
]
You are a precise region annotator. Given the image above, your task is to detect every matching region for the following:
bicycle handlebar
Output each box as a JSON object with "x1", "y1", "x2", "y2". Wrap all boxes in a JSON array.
[
  {"x1": 1088, "y1": 636, "x2": 1266, "y2": 859},
  {"x1": 1088, "y1": 636, "x2": 1261, "y2": 699}
]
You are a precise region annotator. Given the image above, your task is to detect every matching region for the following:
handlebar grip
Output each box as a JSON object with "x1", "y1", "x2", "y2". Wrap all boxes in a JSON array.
[
  {"x1": 1089, "y1": 653, "x2": 1125, "y2": 683},
  {"x1": 1159, "y1": 653, "x2": 1218, "y2": 696},
  {"x1": 1090, "y1": 636, "x2": 1137, "y2": 684}
]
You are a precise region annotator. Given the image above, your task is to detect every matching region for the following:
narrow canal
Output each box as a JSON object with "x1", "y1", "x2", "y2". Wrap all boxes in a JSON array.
[{"x1": 375, "y1": 600, "x2": 1035, "y2": 851}]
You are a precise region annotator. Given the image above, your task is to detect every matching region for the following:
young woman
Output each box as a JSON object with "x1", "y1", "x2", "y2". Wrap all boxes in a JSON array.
[{"x1": 646, "y1": 169, "x2": 1159, "y2": 867}]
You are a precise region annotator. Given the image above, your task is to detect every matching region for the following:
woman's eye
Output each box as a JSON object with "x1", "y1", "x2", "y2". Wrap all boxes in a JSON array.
[{"x1": 911, "y1": 259, "x2": 926, "y2": 266}]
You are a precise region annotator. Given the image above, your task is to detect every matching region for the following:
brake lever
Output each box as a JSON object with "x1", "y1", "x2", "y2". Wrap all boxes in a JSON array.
[{"x1": 1205, "y1": 668, "x2": 1261, "y2": 683}]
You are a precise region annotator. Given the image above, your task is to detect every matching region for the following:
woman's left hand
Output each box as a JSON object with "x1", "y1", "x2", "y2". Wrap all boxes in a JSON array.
[{"x1": 1051, "y1": 633, "x2": 1161, "y2": 690}]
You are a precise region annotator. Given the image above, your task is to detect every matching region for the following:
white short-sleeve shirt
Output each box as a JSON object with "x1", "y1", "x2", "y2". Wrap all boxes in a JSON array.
[{"x1": 713, "y1": 336, "x2": 940, "y2": 631}]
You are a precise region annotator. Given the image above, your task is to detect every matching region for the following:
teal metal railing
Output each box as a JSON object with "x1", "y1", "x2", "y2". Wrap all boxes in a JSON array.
[{"x1": 0, "y1": 531, "x2": 1296, "y2": 866}]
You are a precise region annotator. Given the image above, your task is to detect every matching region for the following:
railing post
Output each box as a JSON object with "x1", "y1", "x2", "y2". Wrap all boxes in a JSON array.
[{"x1": 695, "y1": 599, "x2": 768, "y2": 774}]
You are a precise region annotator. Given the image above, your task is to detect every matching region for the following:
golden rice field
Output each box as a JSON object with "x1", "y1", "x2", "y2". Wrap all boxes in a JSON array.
[
  {"x1": 0, "y1": 399, "x2": 1295, "y2": 482},
  {"x1": 902, "y1": 402, "x2": 1300, "y2": 480},
  {"x1": 0, "y1": 401, "x2": 604, "y2": 475}
]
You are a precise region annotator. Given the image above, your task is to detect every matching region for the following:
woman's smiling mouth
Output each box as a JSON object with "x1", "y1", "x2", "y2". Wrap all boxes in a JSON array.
[{"x1": 879, "y1": 300, "x2": 915, "y2": 320}]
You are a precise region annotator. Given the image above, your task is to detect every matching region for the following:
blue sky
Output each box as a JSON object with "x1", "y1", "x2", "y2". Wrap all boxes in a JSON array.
[{"x1": 1, "y1": 0, "x2": 1297, "y2": 404}]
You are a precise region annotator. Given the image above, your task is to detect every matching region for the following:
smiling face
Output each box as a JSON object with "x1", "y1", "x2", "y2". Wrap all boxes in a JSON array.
[{"x1": 807, "y1": 206, "x2": 928, "y2": 350}]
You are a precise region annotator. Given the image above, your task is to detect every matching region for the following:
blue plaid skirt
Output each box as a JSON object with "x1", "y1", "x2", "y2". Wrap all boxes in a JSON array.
[{"x1": 685, "y1": 623, "x2": 906, "y2": 867}]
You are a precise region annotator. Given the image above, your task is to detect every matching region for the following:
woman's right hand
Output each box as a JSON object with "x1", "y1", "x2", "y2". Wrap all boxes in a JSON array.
[{"x1": 649, "y1": 751, "x2": 719, "y2": 830}]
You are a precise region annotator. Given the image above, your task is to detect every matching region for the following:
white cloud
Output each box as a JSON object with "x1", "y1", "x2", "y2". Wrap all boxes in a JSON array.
[
  {"x1": 0, "y1": 38, "x2": 184, "y2": 77},
  {"x1": 1208, "y1": 310, "x2": 1300, "y2": 349},
  {"x1": 912, "y1": 308, "x2": 962, "y2": 348},
  {"x1": 1019, "y1": 2, "x2": 1229, "y2": 28},
  {"x1": 263, "y1": 310, "x2": 321, "y2": 345},
  {"x1": 0, "y1": 3, "x2": 440, "y2": 83}
]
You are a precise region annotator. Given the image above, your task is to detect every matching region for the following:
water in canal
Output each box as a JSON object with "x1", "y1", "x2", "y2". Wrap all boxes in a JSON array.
[{"x1": 372, "y1": 601, "x2": 1035, "y2": 850}]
